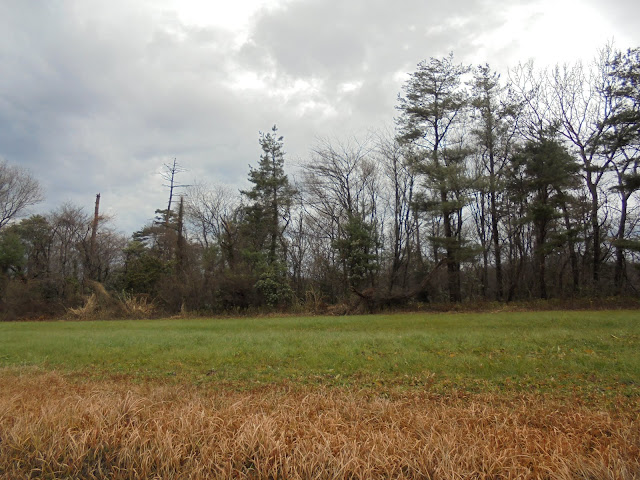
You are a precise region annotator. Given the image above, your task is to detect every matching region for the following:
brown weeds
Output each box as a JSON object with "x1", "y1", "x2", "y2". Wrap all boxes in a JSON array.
[
  {"x1": 0, "y1": 372, "x2": 638, "y2": 479},
  {"x1": 65, "y1": 283, "x2": 155, "y2": 321}
]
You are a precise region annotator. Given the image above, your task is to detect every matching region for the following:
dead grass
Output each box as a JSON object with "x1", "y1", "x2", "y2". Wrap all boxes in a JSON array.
[
  {"x1": 0, "y1": 372, "x2": 638, "y2": 479},
  {"x1": 66, "y1": 282, "x2": 155, "y2": 320},
  {"x1": 66, "y1": 293, "x2": 101, "y2": 318},
  {"x1": 116, "y1": 291, "x2": 155, "y2": 318}
]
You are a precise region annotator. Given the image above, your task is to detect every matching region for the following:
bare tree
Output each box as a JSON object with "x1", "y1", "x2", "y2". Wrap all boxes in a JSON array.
[
  {"x1": 469, "y1": 64, "x2": 519, "y2": 299},
  {"x1": 304, "y1": 136, "x2": 378, "y2": 222},
  {"x1": 45, "y1": 204, "x2": 91, "y2": 297},
  {"x1": 302, "y1": 135, "x2": 381, "y2": 294},
  {"x1": 185, "y1": 182, "x2": 239, "y2": 250},
  {"x1": 0, "y1": 160, "x2": 44, "y2": 230},
  {"x1": 547, "y1": 47, "x2": 619, "y2": 288},
  {"x1": 602, "y1": 47, "x2": 640, "y2": 292},
  {"x1": 376, "y1": 130, "x2": 419, "y2": 292},
  {"x1": 185, "y1": 181, "x2": 242, "y2": 301},
  {"x1": 160, "y1": 158, "x2": 188, "y2": 226}
]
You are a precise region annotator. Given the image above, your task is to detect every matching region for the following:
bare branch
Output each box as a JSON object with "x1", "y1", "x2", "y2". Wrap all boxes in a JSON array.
[{"x1": 0, "y1": 160, "x2": 44, "y2": 229}]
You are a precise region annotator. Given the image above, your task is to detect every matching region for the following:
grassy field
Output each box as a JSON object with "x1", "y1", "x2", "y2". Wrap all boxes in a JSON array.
[
  {"x1": 1, "y1": 310, "x2": 639, "y2": 478},
  {"x1": 1, "y1": 310, "x2": 639, "y2": 394}
]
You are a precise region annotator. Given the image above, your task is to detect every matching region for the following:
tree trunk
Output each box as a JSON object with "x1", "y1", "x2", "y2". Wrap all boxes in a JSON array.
[
  {"x1": 490, "y1": 190, "x2": 503, "y2": 301},
  {"x1": 561, "y1": 203, "x2": 579, "y2": 294},
  {"x1": 535, "y1": 227, "x2": 547, "y2": 299},
  {"x1": 176, "y1": 196, "x2": 186, "y2": 274},
  {"x1": 88, "y1": 193, "x2": 100, "y2": 281},
  {"x1": 586, "y1": 174, "x2": 601, "y2": 288},
  {"x1": 614, "y1": 192, "x2": 629, "y2": 293},
  {"x1": 442, "y1": 191, "x2": 461, "y2": 302}
]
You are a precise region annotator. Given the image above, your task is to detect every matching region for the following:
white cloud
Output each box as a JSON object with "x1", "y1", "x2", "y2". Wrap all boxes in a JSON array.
[{"x1": 338, "y1": 81, "x2": 364, "y2": 94}]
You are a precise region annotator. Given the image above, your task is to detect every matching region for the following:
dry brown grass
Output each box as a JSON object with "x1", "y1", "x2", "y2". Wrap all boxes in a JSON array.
[
  {"x1": 66, "y1": 283, "x2": 155, "y2": 321},
  {"x1": 0, "y1": 372, "x2": 638, "y2": 479},
  {"x1": 117, "y1": 291, "x2": 155, "y2": 318},
  {"x1": 67, "y1": 293, "x2": 101, "y2": 318}
]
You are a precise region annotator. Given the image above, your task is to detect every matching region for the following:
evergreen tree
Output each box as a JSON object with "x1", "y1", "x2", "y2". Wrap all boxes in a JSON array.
[
  {"x1": 396, "y1": 54, "x2": 473, "y2": 302},
  {"x1": 241, "y1": 126, "x2": 296, "y2": 306},
  {"x1": 0, "y1": 230, "x2": 25, "y2": 276},
  {"x1": 332, "y1": 214, "x2": 380, "y2": 289},
  {"x1": 509, "y1": 135, "x2": 581, "y2": 298}
]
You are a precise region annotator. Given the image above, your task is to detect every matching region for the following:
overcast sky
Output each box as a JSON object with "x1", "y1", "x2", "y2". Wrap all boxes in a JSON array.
[{"x1": 1, "y1": 0, "x2": 638, "y2": 234}]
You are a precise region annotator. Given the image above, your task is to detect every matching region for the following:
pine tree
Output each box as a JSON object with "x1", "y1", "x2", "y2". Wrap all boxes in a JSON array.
[
  {"x1": 332, "y1": 214, "x2": 380, "y2": 289},
  {"x1": 396, "y1": 54, "x2": 473, "y2": 302},
  {"x1": 509, "y1": 134, "x2": 581, "y2": 298},
  {"x1": 241, "y1": 126, "x2": 296, "y2": 306}
]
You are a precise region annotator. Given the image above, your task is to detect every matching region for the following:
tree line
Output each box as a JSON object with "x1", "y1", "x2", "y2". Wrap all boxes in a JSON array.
[{"x1": 1, "y1": 46, "x2": 639, "y2": 319}]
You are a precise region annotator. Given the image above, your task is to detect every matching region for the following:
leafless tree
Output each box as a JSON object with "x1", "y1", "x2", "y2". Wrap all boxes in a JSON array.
[
  {"x1": 185, "y1": 182, "x2": 239, "y2": 250},
  {"x1": 547, "y1": 46, "x2": 619, "y2": 288},
  {"x1": 0, "y1": 160, "x2": 44, "y2": 230},
  {"x1": 160, "y1": 159, "x2": 188, "y2": 226},
  {"x1": 469, "y1": 64, "x2": 520, "y2": 299},
  {"x1": 301, "y1": 135, "x2": 380, "y2": 295},
  {"x1": 376, "y1": 130, "x2": 419, "y2": 292}
]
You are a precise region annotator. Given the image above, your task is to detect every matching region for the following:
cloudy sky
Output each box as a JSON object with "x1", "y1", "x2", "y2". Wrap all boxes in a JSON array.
[{"x1": 1, "y1": 0, "x2": 638, "y2": 234}]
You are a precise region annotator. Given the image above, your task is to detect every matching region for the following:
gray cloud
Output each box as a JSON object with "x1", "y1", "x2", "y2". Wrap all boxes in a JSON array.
[{"x1": 0, "y1": 0, "x2": 637, "y2": 233}]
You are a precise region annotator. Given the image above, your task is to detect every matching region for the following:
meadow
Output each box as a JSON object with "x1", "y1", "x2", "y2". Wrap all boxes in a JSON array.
[
  {"x1": 1, "y1": 310, "x2": 639, "y2": 478},
  {"x1": 1, "y1": 310, "x2": 639, "y2": 393}
]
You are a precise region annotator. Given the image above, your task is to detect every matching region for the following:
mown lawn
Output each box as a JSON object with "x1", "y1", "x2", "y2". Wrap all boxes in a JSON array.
[{"x1": 1, "y1": 310, "x2": 639, "y2": 394}]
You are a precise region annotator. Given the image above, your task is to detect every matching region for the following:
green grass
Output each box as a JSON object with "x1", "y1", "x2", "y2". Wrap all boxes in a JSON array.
[{"x1": 1, "y1": 310, "x2": 639, "y2": 394}]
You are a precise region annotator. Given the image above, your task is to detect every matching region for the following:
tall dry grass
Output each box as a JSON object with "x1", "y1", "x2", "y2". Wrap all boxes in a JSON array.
[
  {"x1": 66, "y1": 282, "x2": 155, "y2": 320},
  {"x1": 0, "y1": 372, "x2": 638, "y2": 479}
]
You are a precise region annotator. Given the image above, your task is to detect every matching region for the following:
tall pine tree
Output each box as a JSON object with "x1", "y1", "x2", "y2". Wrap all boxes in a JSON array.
[
  {"x1": 241, "y1": 126, "x2": 296, "y2": 306},
  {"x1": 509, "y1": 135, "x2": 581, "y2": 299},
  {"x1": 396, "y1": 54, "x2": 473, "y2": 302}
]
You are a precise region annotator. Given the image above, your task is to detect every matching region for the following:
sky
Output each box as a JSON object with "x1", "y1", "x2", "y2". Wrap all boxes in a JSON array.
[{"x1": 1, "y1": 0, "x2": 638, "y2": 234}]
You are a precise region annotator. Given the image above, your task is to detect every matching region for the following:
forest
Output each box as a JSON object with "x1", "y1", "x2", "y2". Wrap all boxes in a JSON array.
[{"x1": 1, "y1": 46, "x2": 639, "y2": 320}]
